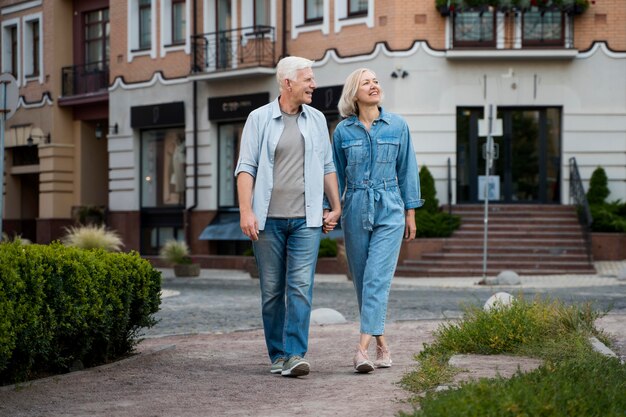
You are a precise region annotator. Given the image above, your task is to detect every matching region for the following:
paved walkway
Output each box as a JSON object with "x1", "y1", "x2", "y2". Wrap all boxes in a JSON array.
[{"x1": 1, "y1": 261, "x2": 624, "y2": 417}]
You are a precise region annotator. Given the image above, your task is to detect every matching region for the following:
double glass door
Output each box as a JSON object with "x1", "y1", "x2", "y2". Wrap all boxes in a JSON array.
[{"x1": 457, "y1": 107, "x2": 561, "y2": 204}]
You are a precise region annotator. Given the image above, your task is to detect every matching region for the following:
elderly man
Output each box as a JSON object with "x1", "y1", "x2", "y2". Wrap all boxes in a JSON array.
[{"x1": 235, "y1": 56, "x2": 341, "y2": 377}]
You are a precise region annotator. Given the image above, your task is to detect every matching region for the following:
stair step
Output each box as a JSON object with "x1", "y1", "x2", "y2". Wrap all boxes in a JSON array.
[{"x1": 401, "y1": 204, "x2": 594, "y2": 277}]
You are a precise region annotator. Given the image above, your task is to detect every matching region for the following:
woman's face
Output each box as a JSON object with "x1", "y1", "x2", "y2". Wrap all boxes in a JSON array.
[{"x1": 354, "y1": 70, "x2": 381, "y2": 106}]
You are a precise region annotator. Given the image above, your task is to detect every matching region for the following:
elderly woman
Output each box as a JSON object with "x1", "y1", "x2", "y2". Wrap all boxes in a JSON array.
[{"x1": 332, "y1": 68, "x2": 423, "y2": 373}]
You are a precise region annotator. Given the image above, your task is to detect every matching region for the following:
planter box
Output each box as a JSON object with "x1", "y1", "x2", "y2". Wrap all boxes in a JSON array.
[
  {"x1": 591, "y1": 233, "x2": 626, "y2": 261},
  {"x1": 399, "y1": 238, "x2": 447, "y2": 262},
  {"x1": 174, "y1": 263, "x2": 201, "y2": 277}
]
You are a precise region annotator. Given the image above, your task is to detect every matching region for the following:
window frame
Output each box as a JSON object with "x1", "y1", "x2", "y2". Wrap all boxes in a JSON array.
[
  {"x1": 304, "y1": 0, "x2": 324, "y2": 24},
  {"x1": 84, "y1": 8, "x2": 110, "y2": 70},
  {"x1": 128, "y1": 0, "x2": 156, "y2": 61},
  {"x1": 23, "y1": 17, "x2": 41, "y2": 79},
  {"x1": 171, "y1": 0, "x2": 186, "y2": 45},
  {"x1": 347, "y1": 0, "x2": 368, "y2": 18},
  {"x1": 138, "y1": 0, "x2": 152, "y2": 50},
  {"x1": 522, "y1": 8, "x2": 565, "y2": 47},
  {"x1": 1, "y1": 19, "x2": 20, "y2": 83},
  {"x1": 452, "y1": 9, "x2": 497, "y2": 48}
]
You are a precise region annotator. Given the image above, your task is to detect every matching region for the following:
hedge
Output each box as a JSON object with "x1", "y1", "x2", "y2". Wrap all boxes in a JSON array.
[{"x1": 0, "y1": 242, "x2": 161, "y2": 385}]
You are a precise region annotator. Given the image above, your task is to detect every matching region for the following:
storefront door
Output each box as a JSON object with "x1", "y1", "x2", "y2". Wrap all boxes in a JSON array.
[{"x1": 456, "y1": 107, "x2": 561, "y2": 204}]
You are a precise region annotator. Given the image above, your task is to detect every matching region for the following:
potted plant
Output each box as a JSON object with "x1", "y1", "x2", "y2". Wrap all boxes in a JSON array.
[{"x1": 159, "y1": 240, "x2": 201, "y2": 277}]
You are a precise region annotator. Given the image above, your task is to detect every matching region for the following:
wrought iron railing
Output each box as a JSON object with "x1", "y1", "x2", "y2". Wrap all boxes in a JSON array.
[
  {"x1": 569, "y1": 157, "x2": 593, "y2": 263},
  {"x1": 61, "y1": 61, "x2": 109, "y2": 97},
  {"x1": 192, "y1": 25, "x2": 275, "y2": 73}
]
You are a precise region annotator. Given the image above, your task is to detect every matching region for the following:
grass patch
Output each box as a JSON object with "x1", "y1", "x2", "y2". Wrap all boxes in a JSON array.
[{"x1": 399, "y1": 295, "x2": 624, "y2": 416}]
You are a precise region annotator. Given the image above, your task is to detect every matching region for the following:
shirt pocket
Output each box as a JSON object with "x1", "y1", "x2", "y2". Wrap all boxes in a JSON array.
[
  {"x1": 341, "y1": 139, "x2": 365, "y2": 166},
  {"x1": 376, "y1": 136, "x2": 400, "y2": 163}
]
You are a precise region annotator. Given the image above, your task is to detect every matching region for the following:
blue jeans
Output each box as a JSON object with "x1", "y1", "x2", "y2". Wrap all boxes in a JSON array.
[{"x1": 252, "y1": 218, "x2": 322, "y2": 362}]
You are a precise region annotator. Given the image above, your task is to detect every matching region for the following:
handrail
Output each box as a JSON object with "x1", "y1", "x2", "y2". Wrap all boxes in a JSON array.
[
  {"x1": 191, "y1": 25, "x2": 275, "y2": 73},
  {"x1": 569, "y1": 157, "x2": 593, "y2": 263},
  {"x1": 61, "y1": 61, "x2": 109, "y2": 97},
  {"x1": 447, "y1": 157, "x2": 452, "y2": 215}
]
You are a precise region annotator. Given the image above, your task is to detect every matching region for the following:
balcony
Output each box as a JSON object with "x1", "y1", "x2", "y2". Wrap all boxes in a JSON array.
[
  {"x1": 59, "y1": 61, "x2": 109, "y2": 106},
  {"x1": 190, "y1": 25, "x2": 276, "y2": 81},
  {"x1": 443, "y1": 8, "x2": 579, "y2": 60}
]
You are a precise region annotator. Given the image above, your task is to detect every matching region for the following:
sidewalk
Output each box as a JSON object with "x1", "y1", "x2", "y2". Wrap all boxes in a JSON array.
[{"x1": 1, "y1": 261, "x2": 625, "y2": 417}]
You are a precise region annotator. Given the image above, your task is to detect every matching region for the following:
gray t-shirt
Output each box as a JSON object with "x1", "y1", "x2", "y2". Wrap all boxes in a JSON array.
[{"x1": 267, "y1": 111, "x2": 306, "y2": 218}]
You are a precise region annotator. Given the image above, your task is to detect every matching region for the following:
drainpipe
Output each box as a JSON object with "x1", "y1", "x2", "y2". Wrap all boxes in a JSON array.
[
  {"x1": 187, "y1": 0, "x2": 199, "y2": 245},
  {"x1": 282, "y1": 0, "x2": 287, "y2": 58}
]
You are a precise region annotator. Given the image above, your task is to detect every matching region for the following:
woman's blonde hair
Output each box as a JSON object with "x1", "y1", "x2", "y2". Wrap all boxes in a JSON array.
[{"x1": 337, "y1": 68, "x2": 384, "y2": 118}]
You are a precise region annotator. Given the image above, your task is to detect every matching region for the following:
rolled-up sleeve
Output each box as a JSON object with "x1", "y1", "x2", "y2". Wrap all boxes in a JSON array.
[{"x1": 234, "y1": 114, "x2": 259, "y2": 178}]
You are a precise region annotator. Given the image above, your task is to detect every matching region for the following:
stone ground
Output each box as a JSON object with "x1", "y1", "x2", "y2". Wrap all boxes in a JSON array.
[{"x1": 1, "y1": 314, "x2": 624, "y2": 417}]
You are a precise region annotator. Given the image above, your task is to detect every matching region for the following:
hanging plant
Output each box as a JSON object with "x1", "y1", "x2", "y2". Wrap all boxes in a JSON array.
[{"x1": 434, "y1": 0, "x2": 589, "y2": 15}]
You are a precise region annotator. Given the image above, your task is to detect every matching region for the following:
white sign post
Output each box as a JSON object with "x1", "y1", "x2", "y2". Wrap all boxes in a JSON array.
[
  {"x1": 478, "y1": 104, "x2": 503, "y2": 281},
  {"x1": 0, "y1": 73, "x2": 19, "y2": 238}
]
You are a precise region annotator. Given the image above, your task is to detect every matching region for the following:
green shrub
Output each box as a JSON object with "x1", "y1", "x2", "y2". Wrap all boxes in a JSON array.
[
  {"x1": 414, "y1": 166, "x2": 461, "y2": 238},
  {"x1": 406, "y1": 355, "x2": 625, "y2": 417},
  {"x1": 62, "y1": 225, "x2": 124, "y2": 252},
  {"x1": 318, "y1": 237, "x2": 338, "y2": 257},
  {"x1": 400, "y1": 296, "x2": 610, "y2": 397},
  {"x1": 587, "y1": 166, "x2": 610, "y2": 205},
  {"x1": 159, "y1": 240, "x2": 192, "y2": 265},
  {"x1": 420, "y1": 166, "x2": 439, "y2": 213},
  {"x1": 0, "y1": 242, "x2": 161, "y2": 385},
  {"x1": 590, "y1": 201, "x2": 626, "y2": 233}
]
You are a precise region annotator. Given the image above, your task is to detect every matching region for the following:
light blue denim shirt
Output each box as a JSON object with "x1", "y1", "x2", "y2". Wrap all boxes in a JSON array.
[
  {"x1": 332, "y1": 108, "x2": 424, "y2": 230},
  {"x1": 235, "y1": 97, "x2": 335, "y2": 230}
]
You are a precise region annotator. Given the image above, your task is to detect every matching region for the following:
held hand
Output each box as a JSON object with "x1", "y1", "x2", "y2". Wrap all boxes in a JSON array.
[
  {"x1": 240, "y1": 211, "x2": 259, "y2": 241},
  {"x1": 322, "y1": 209, "x2": 341, "y2": 234}
]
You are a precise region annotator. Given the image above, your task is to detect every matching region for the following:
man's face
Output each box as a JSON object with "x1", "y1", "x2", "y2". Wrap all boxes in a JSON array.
[{"x1": 287, "y1": 67, "x2": 316, "y2": 105}]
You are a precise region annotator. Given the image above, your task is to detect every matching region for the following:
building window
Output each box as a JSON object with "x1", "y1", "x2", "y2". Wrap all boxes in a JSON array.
[
  {"x1": 523, "y1": 10, "x2": 563, "y2": 46},
  {"x1": 218, "y1": 123, "x2": 244, "y2": 208},
  {"x1": 453, "y1": 10, "x2": 496, "y2": 47},
  {"x1": 85, "y1": 9, "x2": 109, "y2": 70},
  {"x1": 1, "y1": 23, "x2": 19, "y2": 79},
  {"x1": 348, "y1": 0, "x2": 367, "y2": 17},
  {"x1": 334, "y1": 0, "x2": 373, "y2": 33},
  {"x1": 254, "y1": 0, "x2": 271, "y2": 26},
  {"x1": 305, "y1": 0, "x2": 324, "y2": 23},
  {"x1": 172, "y1": 0, "x2": 186, "y2": 44},
  {"x1": 141, "y1": 128, "x2": 186, "y2": 208},
  {"x1": 24, "y1": 19, "x2": 41, "y2": 78},
  {"x1": 139, "y1": 0, "x2": 152, "y2": 50}
]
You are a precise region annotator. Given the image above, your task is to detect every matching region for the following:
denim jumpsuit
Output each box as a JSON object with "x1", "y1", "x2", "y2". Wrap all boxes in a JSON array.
[{"x1": 332, "y1": 108, "x2": 423, "y2": 335}]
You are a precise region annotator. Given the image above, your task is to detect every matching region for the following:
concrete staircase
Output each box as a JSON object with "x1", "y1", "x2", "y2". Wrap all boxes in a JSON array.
[{"x1": 396, "y1": 204, "x2": 596, "y2": 277}]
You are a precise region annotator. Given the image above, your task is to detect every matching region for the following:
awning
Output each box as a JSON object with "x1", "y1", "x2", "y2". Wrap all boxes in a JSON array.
[
  {"x1": 199, "y1": 211, "x2": 344, "y2": 241},
  {"x1": 199, "y1": 212, "x2": 247, "y2": 241}
]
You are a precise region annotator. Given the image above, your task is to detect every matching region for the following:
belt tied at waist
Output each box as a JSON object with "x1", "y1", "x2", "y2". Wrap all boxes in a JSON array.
[{"x1": 347, "y1": 179, "x2": 398, "y2": 231}]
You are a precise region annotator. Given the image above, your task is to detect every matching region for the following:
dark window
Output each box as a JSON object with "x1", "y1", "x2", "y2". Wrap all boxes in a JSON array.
[
  {"x1": 9, "y1": 25, "x2": 18, "y2": 78},
  {"x1": 30, "y1": 20, "x2": 40, "y2": 76},
  {"x1": 348, "y1": 0, "x2": 368, "y2": 17},
  {"x1": 254, "y1": 0, "x2": 271, "y2": 26},
  {"x1": 85, "y1": 9, "x2": 110, "y2": 71},
  {"x1": 453, "y1": 10, "x2": 495, "y2": 47},
  {"x1": 523, "y1": 10, "x2": 564, "y2": 47},
  {"x1": 141, "y1": 128, "x2": 186, "y2": 208},
  {"x1": 172, "y1": 0, "x2": 186, "y2": 44},
  {"x1": 305, "y1": 0, "x2": 323, "y2": 23},
  {"x1": 139, "y1": 0, "x2": 152, "y2": 50}
]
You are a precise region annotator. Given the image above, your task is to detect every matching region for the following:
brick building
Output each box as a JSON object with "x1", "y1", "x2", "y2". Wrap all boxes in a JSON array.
[{"x1": 2, "y1": 0, "x2": 625, "y2": 267}]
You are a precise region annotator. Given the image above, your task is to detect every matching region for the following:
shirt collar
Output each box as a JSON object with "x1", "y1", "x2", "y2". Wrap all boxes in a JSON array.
[
  {"x1": 345, "y1": 107, "x2": 389, "y2": 126},
  {"x1": 271, "y1": 96, "x2": 309, "y2": 119}
]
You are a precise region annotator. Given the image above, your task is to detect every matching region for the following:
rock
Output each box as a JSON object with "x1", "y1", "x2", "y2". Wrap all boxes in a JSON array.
[
  {"x1": 311, "y1": 308, "x2": 347, "y2": 325},
  {"x1": 616, "y1": 267, "x2": 626, "y2": 281},
  {"x1": 482, "y1": 270, "x2": 521, "y2": 286},
  {"x1": 484, "y1": 292, "x2": 515, "y2": 311}
]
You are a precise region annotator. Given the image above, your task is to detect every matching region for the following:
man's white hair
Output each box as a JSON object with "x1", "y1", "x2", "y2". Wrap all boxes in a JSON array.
[{"x1": 276, "y1": 56, "x2": 314, "y2": 91}]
